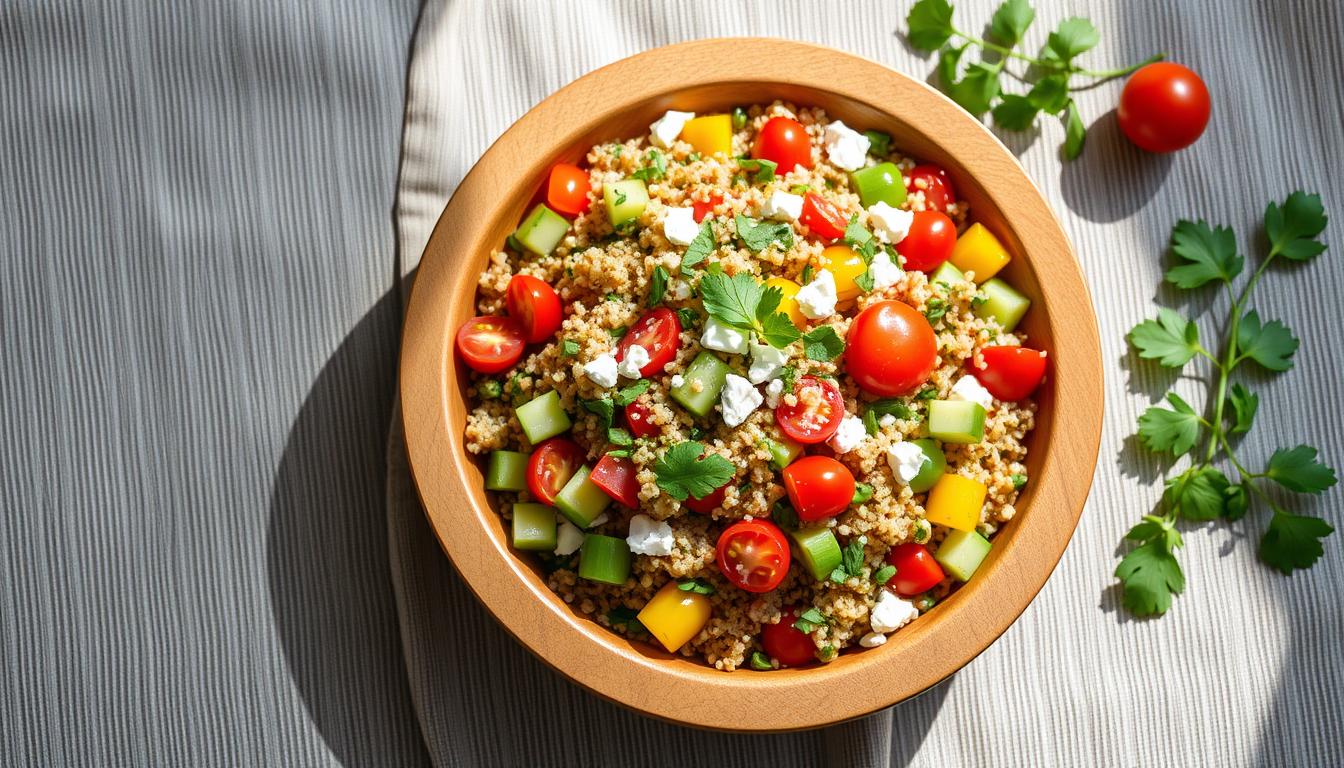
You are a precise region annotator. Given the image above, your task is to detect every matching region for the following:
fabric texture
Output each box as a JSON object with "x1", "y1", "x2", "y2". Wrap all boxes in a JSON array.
[{"x1": 390, "y1": 1, "x2": 1344, "y2": 767}]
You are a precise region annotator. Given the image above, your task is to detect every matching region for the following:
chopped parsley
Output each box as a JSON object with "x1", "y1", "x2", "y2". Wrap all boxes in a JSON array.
[
  {"x1": 680, "y1": 220, "x2": 716, "y2": 271},
  {"x1": 749, "y1": 651, "x2": 773, "y2": 671},
  {"x1": 609, "y1": 325, "x2": 627, "y2": 338},
  {"x1": 676, "y1": 306, "x2": 700, "y2": 329},
  {"x1": 477, "y1": 379, "x2": 502, "y2": 400},
  {"x1": 607, "y1": 427, "x2": 633, "y2": 447},
  {"x1": 606, "y1": 606, "x2": 647, "y2": 635},
  {"x1": 652, "y1": 441, "x2": 736, "y2": 501},
  {"x1": 802, "y1": 326, "x2": 845, "y2": 362},
  {"x1": 613, "y1": 188, "x2": 627, "y2": 206},
  {"x1": 560, "y1": 339, "x2": 580, "y2": 357},
  {"x1": 792, "y1": 608, "x2": 828, "y2": 634},
  {"x1": 851, "y1": 483, "x2": 874, "y2": 504},
  {"x1": 698, "y1": 271, "x2": 801, "y2": 349},
  {"x1": 924, "y1": 297, "x2": 949, "y2": 324},
  {"x1": 648, "y1": 265, "x2": 669, "y2": 307},
  {"x1": 830, "y1": 535, "x2": 867, "y2": 583},
  {"x1": 677, "y1": 578, "x2": 716, "y2": 596},
  {"x1": 613, "y1": 379, "x2": 650, "y2": 406},
  {"x1": 737, "y1": 157, "x2": 778, "y2": 183},
  {"x1": 630, "y1": 148, "x2": 667, "y2": 182},
  {"x1": 734, "y1": 213, "x2": 794, "y2": 253},
  {"x1": 778, "y1": 365, "x2": 798, "y2": 394},
  {"x1": 874, "y1": 564, "x2": 897, "y2": 585},
  {"x1": 789, "y1": 184, "x2": 811, "y2": 194},
  {"x1": 1011, "y1": 473, "x2": 1028, "y2": 489},
  {"x1": 771, "y1": 500, "x2": 799, "y2": 531},
  {"x1": 844, "y1": 215, "x2": 879, "y2": 293}
]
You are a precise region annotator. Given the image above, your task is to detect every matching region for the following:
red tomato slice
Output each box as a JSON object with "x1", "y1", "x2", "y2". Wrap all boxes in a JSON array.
[
  {"x1": 692, "y1": 193, "x2": 723, "y2": 223},
  {"x1": 615, "y1": 307, "x2": 681, "y2": 377},
  {"x1": 455, "y1": 315, "x2": 525, "y2": 374},
  {"x1": 526, "y1": 438, "x2": 584, "y2": 505},
  {"x1": 623, "y1": 397, "x2": 660, "y2": 439},
  {"x1": 783, "y1": 456, "x2": 855, "y2": 522},
  {"x1": 885, "y1": 543, "x2": 945, "y2": 596},
  {"x1": 973, "y1": 346, "x2": 1048, "y2": 401},
  {"x1": 590, "y1": 454, "x2": 639, "y2": 508},
  {"x1": 716, "y1": 520, "x2": 791, "y2": 593},
  {"x1": 774, "y1": 375, "x2": 845, "y2": 444},
  {"x1": 799, "y1": 192, "x2": 848, "y2": 241},
  {"x1": 684, "y1": 482, "x2": 727, "y2": 514},
  {"x1": 905, "y1": 164, "x2": 956, "y2": 212},
  {"x1": 761, "y1": 608, "x2": 817, "y2": 667},
  {"x1": 505, "y1": 274, "x2": 563, "y2": 344},
  {"x1": 546, "y1": 163, "x2": 591, "y2": 216},
  {"x1": 751, "y1": 116, "x2": 813, "y2": 174},
  {"x1": 844, "y1": 301, "x2": 937, "y2": 397},
  {"x1": 895, "y1": 210, "x2": 957, "y2": 272}
]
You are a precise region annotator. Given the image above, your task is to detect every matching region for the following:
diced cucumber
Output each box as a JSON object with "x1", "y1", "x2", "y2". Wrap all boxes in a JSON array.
[
  {"x1": 974, "y1": 278, "x2": 1030, "y2": 333},
  {"x1": 791, "y1": 527, "x2": 843, "y2": 581},
  {"x1": 578, "y1": 534, "x2": 631, "y2": 585},
  {"x1": 603, "y1": 179, "x2": 648, "y2": 228},
  {"x1": 927, "y1": 400, "x2": 986, "y2": 444},
  {"x1": 935, "y1": 529, "x2": 992, "y2": 581},
  {"x1": 515, "y1": 390, "x2": 571, "y2": 444},
  {"x1": 907, "y1": 438, "x2": 946, "y2": 494},
  {"x1": 512, "y1": 203, "x2": 570, "y2": 256},
  {"x1": 763, "y1": 436, "x2": 804, "y2": 469},
  {"x1": 511, "y1": 503, "x2": 557, "y2": 551},
  {"x1": 849, "y1": 162, "x2": 906, "y2": 208},
  {"x1": 485, "y1": 450, "x2": 530, "y2": 492},
  {"x1": 929, "y1": 260, "x2": 966, "y2": 286},
  {"x1": 554, "y1": 465, "x2": 611, "y2": 529},
  {"x1": 670, "y1": 351, "x2": 730, "y2": 417}
]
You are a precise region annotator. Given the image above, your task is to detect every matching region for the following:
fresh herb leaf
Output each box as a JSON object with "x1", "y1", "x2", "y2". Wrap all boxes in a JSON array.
[
  {"x1": 851, "y1": 483, "x2": 874, "y2": 504},
  {"x1": 1264, "y1": 445, "x2": 1337, "y2": 494},
  {"x1": 477, "y1": 379, "x2": 502, "y2": 399},
  {"x1": 778, "y1": 366, "x2": 798, "y2": 394},
  {"x1": 630, "y1": 148, "x2": 667, "y2": 182},
  {"x1": 863, "y1": 409, "x2": 879, "y2": 436},
  {"x1": 1046, "y1": 17, "x2": 1100, "y2": 61},
  {"x1": 1167, "y1": 219, "x2": 1243, "y2": 288},
  {"x1": 676, "y1": 306, "x2": 700, "y2": 329},
  {"x1": 867, "y1": 398, "x2": 915, "y2": 421},
  {"x1": 940, "y1": 52, "x2": 1002, "y2": 117},
  {"x1": 863, "y1": 130, "x2": 892, "y2": 157},
  {"x1": 1128, "y1": 308, "x2": 1201, "y2": 367},
  {"x1": 989, "y1": 0, "x2": 1035, "y2": 46},
  {"x1": 874, "y1": 564, "x2": 897, "y2": 585},
  {"x1": 1115, "y1": 516, "x2": 1184, "y2": 616},
  {"x1": 699, "y1": 271, "x2": 800, "y2": 349},
  {"x1": 735, "y1": 213, "x2": 794, "y2": 253},
  {"x1": 1136, "y1": 392, "x2": 1202, "y2": 456},
  {"x1": 1227, "y1": 383, "x2": 1258, "y2": 435},
  {"x1": 758, "y1": 310, "x2": 803, "y2": 349},
  {"x1": 792, "y1": 607, "x2": 828, "y2": 634},
  {"x1": 653, "y1": 441, "x2": 736, "y2": 501},
  {"x1": 677, "y1": 578, "x2": 716, "y2": 596},
  {"x1": 609, "y1": 325, "x2": 628, "y2": 338},
  {"x1": 1027, "y1": 75, "x2": 1070, "y2": 114},
  {"x1": 1163, "y1": 466, "x2": 1229, "y2": 521},
  {"x1": 801, "y1": 264, "x2": 814, "y2": 285},
  {"x1": 924, "y1": 297, "x2": 949, "y2": 324},
  {"x1": 614, "y1": 188, "x2": 627, "y2": 206},
  {"x1": 737, "y1": 158, "x2": 777, "y2": 183},
  {"x1": 906, "y1": 0, "x2": 955, "y2": 50},
  {"x1": 789, "y1": 184, "x2": 811, "y2": 195},
  {"x1": 1265, "y1": 191, "x2": 1328, "y2": 262},
  {"x1": 772, "y1": 500, "x2": 799, "y2": 531},
  {"x1": 803, "y1": 326, "x2": 845, "y2": 362},
  {"x1": 1011, "y1": 473, "x2": 1028, "y2": 489},
  {"x1": 680, "y1": 220, "x2": 716, "y2": 271},
  {"x1": 614, "y1": 379, "x2": 650, "y2": 406},
  {"x1": 605, "y1": 448, "x2": 632, "y2": 459},
  {"x1": 1062, "y1": 100, "x2": 1086, "y2": 159},
  {"x1": 916, "y1": 386, "x2": 937, "y2": 400},
  {"x1": 606, "y1": 606, "x2": 648, "y2": 635},
  {"x1": 992, "y1": 94, "x2": 1039, "y2": 131},
  {"x1": 648, "y1": 265, "x2": 669, "y2": 307},
  {"x1": 580, "y1": 397, "x2": 616, "y2": 430},
  {"x1": 749, "y1": 651, "x2": 772, "y2": 670},
  {"x1": 1260, "y1": 511, "x2": 1334, "y2": 574},
  {"x1": 607, "y1": 427, "x2": 633, "y2": 447},
  {"x1": 1236, "y1": 310, "x2": 1298, "y2": 371},
  {"x1": 560, "y1": 339, "x2": 580, "y2": 357}
]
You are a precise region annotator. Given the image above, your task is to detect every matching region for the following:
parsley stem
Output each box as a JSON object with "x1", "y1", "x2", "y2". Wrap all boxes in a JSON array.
[
  {"x1": 950, "y1": 29, "x2": 1043, "y2": 66},
  {"x1": 1072, "y1": 52, "x2": 1166, "y2": 81}
]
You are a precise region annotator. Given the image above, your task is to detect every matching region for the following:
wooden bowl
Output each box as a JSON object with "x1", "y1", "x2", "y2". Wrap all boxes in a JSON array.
[{"x1": 400, "y1": 38, "x2": 1102, "y2": 731}]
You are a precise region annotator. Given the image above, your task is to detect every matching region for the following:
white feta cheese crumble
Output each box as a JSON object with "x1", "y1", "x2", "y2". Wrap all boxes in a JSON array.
[
  {"x1": 748, "y1": 341, "x2": 789, "y2": 384},
  {"x1": 662, "y1": 206, "x2": 699, "y2": 246},
  {"x1": 827, "y1": 414, "x2": 867, "y2": 454},
  {"x1": 667, "y1": 278, "x2": 692, "y2": 301},
  {"x1": 870, "y1": 590, "x2": 920, "y2": 634},
  {"x1": 554, "y1": 521, "x2": 584, "y2": 556},
  {"x1": 617, "y1": 344, "x2": 649, "y2": 379},
  {"x1": 887, "y1": 441, "x2": 930, "y2": 485},
  {"x1": 879, "y1": 413, "x2": 898, "y2": 428},
  {"x1": 760, "y1": 190, "x2": 804, "y2": 222},
  {"x1": 795, "y1": 269, "x2": 838, "y2": 320},
  {"x1": 590, "y1": 512, "x2": 610, "y2": 527},
  {"x1": 701, "y1": 317, "x2": 750, "y2": 354},
  {"x1": 765, "y1": 379, "x2": 784, "y2": 408},
  {"x1": 720, "y1": 373, "x2": 763, "y2": 427},
  {"x1": 950, "y1": 374, "x2": 995, "y2": 411},
  {"x1": 649, "y1": 110, "x2": 694, "y2": 149},
  {"x1": 824, "y1": 120, "x2": 871, "y2": 171},
  {"x1": 582, "y1": 353, "x2": 619, "y2": 388},
  {"x1": 867, "y1": 201, "x2": 914, "y2": 244},
  {"x1": 670, "y1": 374, "x2": 685, "y2": 388},
  {"x1": 867, "y1": 247, "x2": 902, "y2": 290},
  {"x1": 626, "y1": 514, "x2": 675, "y2": 556},
  {"x1": 858, "y1": 632, "x2": 888, "y2": 648}
]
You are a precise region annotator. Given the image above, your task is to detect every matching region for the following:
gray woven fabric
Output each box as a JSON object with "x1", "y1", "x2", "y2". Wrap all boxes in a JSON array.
[{"x1": 390, "y1": 1, "x2": 1344, "y2": 767}]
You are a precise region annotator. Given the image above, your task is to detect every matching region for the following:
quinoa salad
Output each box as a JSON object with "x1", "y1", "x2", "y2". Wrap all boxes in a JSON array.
[{"x1": 454, "y1": 103, "x2": 1047, "y2": 671}]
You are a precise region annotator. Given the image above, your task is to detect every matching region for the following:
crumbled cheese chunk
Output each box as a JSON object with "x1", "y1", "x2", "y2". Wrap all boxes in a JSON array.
[
  {"x1": 667, "y1": 278, "x2": 691, "y2": 301},
  {"x1": 582, "y1": 353, "x2": 619, "y2": 388},
  {"x1": 879, "y1": 413, "x2": 897, "y2": 428},
  {"x1": 950, "y1": 374, "x2": 994, "y2": 410},
  {"x1": 795, "y1": 270, "x2": 838, "y2": 320},
  {"x1": 626, "y1": 514, "x2": 674, "y2": 556},
  {"x1": 870, "y1": 590, "x2": 919, "y2": 634},
  {"x1": 858, "y1": 632, "x2": 888, "y2": 648},
  {"x1": 617, "y1": 344, "x2": 649, "y2": 379},
  {"x1": 760, "y1": 190, "x2": 804, "y2": 222},
  {"x1": 649, "y1": 110, "x2": 694, "y2": 149},
  {"x1": 748, "y1": 341, "x2": 789, "y2": 384},
  {"x1": 887, "y1": 441, "x2": 930, "y2": 485},
  {"x1": 827, "y1": 414, "x2": 867, "y2": 454},
  {"x1": 701, "y1": 317, "x2": 749, "y2": 354},
  {"x1": 591, "y1": 512, "x2": 610, "y2": 527},
  {"x1": 720, "y1": 373, "x2": 763, "y2": 427},
  {"x1": 824, "y1": 120, "x2": 871, "y2": 171},
  {"x1": 868, "y1": 201, "x2": 914, "y2": 244},
  {"x1": 554, "y1": 521, "x2": 584, "y2": 556},
  {"x1": 662, "y1": 206, "x2": 699, "y2": 246},
  {"x1": 670, "y1": 374, "x2": 685, "y2": 388},
  {"x1": 765, "y1": 379, "x2": 784, "y2": 408}
]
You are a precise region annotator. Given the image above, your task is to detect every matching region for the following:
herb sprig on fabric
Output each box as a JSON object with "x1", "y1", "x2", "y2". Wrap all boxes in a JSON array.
[
  {"x1": 698, "y1": 271, "x2": 802, "y2": 348},
  {"x1": 904, "y1": 0, "x2": 1164, "y2": 159},
  {"x1": 1117, "y1": 192, "x2": 1335, "y2": 617}
]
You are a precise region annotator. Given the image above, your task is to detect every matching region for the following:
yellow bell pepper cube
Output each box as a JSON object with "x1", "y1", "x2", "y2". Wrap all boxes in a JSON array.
[
  {"x1": 637, "y1": 581, "x2": 712, "y2": 652},
  {"x1": 680, "y1": 114, "x2": 733, "y2": 157},
  {"x1": 924, "y1": 473, "x2": 987, "y2": 532},
  {"x1": 820, "y1": 244, "x2": 867, "y2": 302},
  {"x1": 949, "y1": 223, "x2": 1011, "y2": 283},
  {"x1": 764, "y1": 276, "x2": 807, "y2": 329}
]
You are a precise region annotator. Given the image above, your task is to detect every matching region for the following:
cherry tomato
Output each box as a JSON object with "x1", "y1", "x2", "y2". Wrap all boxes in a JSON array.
[
  {"x1": 545, "y1": 163, "x2": 590, "y2": 216},
  {"x1": 973, "y1": 346, "x2": 1048, "y2": 401},
  {"x1": 590, "y1": 454, "x2": 639, "y2": 508},
  {"x1": 623, "y1": 398, "x2": 660, "y2": 439},
  {"x1": 455, "y1": 315, "x2": 525, "y2": 374},
  {"x1": 716, "y1": 520, "x2": 791, "y2": 593},
  {"x1": 616, "y1": 307, "x2": 682, "y2": 377},
  {"x1": 762, "y1": 608, "x2": 818, "y2": 667},
  {"x1": 885, "y1": 543, "x2": 945, "y2": 596},
  {"x1": 505, "y1": 274, "x2": 563, "y2": 344},
  {"x1": 774, "y1": 375, "x2": 845, "y2": 444},
  {"x1": 799, "y1": 192, "x2": 847, "y2": 241},
  {"x1": 905, "y1": 164, "x2": 956, "y2": 212},
  {"x1": 683, "y1": 482, "x2": 727, "y2": 514},
  {"x1": 845, "y1": 301, "x2": 937, "y2": 397},
  {"x1": 1117, "y1": 62, "x2": 1211, "y2": 153},
  {"x1": 751, "y1": 116, "x2": 813, "y2": 174},
  {"x1": 895, "y1": 210, "x2": 957, "y2": 272},
  {"x1": 692, "y1": 193, "x2": 723, "y2": 223},
  {"x1": 526, "y1": 438, "x2": 584, "y2": 505},
  {"x1": 783, "y1": 456, "x2": 855, "y2": 522}
]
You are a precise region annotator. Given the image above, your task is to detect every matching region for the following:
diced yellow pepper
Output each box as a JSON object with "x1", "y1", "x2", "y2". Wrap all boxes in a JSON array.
[
  {"x1": 949, "y1": 223, "x2": 1011, "y2": 284},
  {"x1": 680, "y1": 114, "x2": 733, "y2": 157},
  {"x1": 764, "y1": 276, "x2": 807, "y2": 329},
  {"x1": 637, "y1": 581, "x2": 711, "y2": 652},
  {"x1": 924, "y1": 474, "x2": 987, "y2": 532},
  {"x1": 820, "y1": 245, "x2": 867, "y2": 302}
]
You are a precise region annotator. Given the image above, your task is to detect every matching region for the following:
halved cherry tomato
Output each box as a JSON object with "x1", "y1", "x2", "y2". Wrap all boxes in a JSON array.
[
  {"x1": 526, "y1": 437, "x2": 584, "y2": 505},
  {"x1": 762, "y1": 608, "x2": 818, "y2": 666},
  {"x1": 885, "y1": 543, "x2": 945, "y2": 596},
  {"x1": 623, "y1": 397, "x2": 660, "y2": 439},
  {"x1": 716, "y1": 520, "x2": 791, "y2": 593},
  {"x1": 751, "y1": 116, "x2": 813, "y2": 174},
  {"x1": 1118, "y1": 62, "x2": 1210, "y2": 154},
  {"x1": 590, "y1": 454, "x2": 639, "y2": 508},
  {"x1": 905, "y1": 164, "x2": 956, "y2": 212},
  {"x1": 546, "y1": 163, "x2": 590, "y2": 216},
  {"x1": 799, "y1": 192, "x2": 847, "y2": 241},
  {"x1": 895, "y1": 210, "x2": 957, "y2": 272},
  {"x1": 505, "y1": 274, "x2": 563, "y2": 344},
  {"x1": 692, "y1": 193, "x2": 723, "y2": 223},
  {"x1": 616, "y1": 307, "x2": 682, "y2": 377},
  {"x1": 845, "y1": 301, "x2": 937, "y2": 397},
  {"x1": 774, "y1": 375, "x2": 845, "y2": 444},
  {"x1": 455, "y1": 315, "x2": 525, "y2": 374},
  {"x1": 973, "y1": 346, "x2": 1048, "y2": 401},
  {"x1": 783, "y1": 456, "x2": 856, "y2": 521},
  {"x1": 683, "y1": 483, "x2": 727, "y2": 514}
]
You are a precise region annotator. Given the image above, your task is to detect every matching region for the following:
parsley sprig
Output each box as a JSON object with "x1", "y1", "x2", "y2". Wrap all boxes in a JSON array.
[
  {"x1": 1118, "y1": 192, "x2": 1336, "y2": 617},
  {"x1": 699, "y1": 271, "x2": 801, "y2": 349},
  {"x1": 653, "y1": 441, "x2": 736, "y2": 501}
]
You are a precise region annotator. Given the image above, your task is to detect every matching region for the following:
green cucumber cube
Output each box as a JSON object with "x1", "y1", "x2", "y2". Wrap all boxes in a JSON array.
[
  {"x1": 578, "y1": 534, "x2": 631, "y2": 585},
  {"x1": 927, "y1": 400, "x2": 986, "y2": 444},
  {"x1": 974, "y1": 278, "x2": 1030, "y2": 332},
  {"x1": 515, "y1": 390, "x2": 571, "y2": 444},
  {"x1": 907, "y1": 438, "x2": 947, "y2": 494},
  {"x1": 929, "y1": 260, "x2": 965, "y2": 286},
  {"x1": 554, "y1": 465, "x2": 610, "y2": 529},
  {"x1": 763, "y1": 436, "x2": 804, "y2": 470},
  {"x1": 935, "y1": 529, "x2": 992, "y2": 581},
  {"x1": 511, "y1": 503, "x2": 557, "y2": 551},
  {"x1": 513, "y1": 203, "x2": 570, "y2": 256},
  {"x1": 603, "y1": 179, "x2": 648, "y2": 228},
  {"x1": 485, "y1": 450, "x2": 530, "y2": 492},
  {"x1": 670, "y1": 351, "x2": 729, "y2": 418},
  {"x1": 791, "y1": 527, "x2": 843, "y2": 581},
  {"x1": 849, "y1": 162, "x2": 906, "y2": 208}
]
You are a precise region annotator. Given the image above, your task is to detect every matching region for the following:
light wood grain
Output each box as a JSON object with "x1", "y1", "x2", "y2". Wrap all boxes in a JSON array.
[{"x1": 399, "y1": 38, "x2": 1103, "y2": 732}]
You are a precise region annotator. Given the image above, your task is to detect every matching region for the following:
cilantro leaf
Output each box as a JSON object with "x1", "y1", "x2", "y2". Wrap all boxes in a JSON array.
[
  {"x1": 989, "y1": 0, "x2": 1035, "y2": 46},
  {"x1": 759, "y1": 310, "x2": 802, "y2": 349},
  {"x1": 992, "y1": 94, "x2": 1039, "y2": 131},
  {"x1": 677, "y1": 578, "x2": 716, "y2": 596},
  {"x1": 1265, "y1": 191, "x2": 1328, "y2": 262},
  {"x1": 1166, "y1": 219, "x2": 1243, "y2": 288},
  {"x1": 607, "y1": 427, "x2": 633, "y2": 447},
  {"x1": 653, "y1": 441, "x2": 736, "y2": 501},
  {"x1": 648, "y1": 265, "x2": 669, "y2": 307},
  {"x1": 907, "y1": 0, "x2": 955, "y2": 50},
  {"x1": 1260, "y1": 511, "x2": 1334, "y2": 574},
  {"x1": 735, "y1": 214, "x2": 794, "y2": 253},
  {"x1": 1129, "y1": 308, "x2": 1200, "y2": 367},
  {"x1": 699, "y1": 271, "x2": 762, "y2": 328},
  {"x1": 1027, "y1": 75, "x2": 1070, "y2": 114},
  {"x1": 1265, "y1": 445, "x2": 1338, "y2": 494},
  {"x1": 1223, "y1": 483, "x2": 1249, "y2": 521},
  {"x1": 1115, "y1": 518, "x2": 1184, "y2": 616},
  {"x1": 613, "y1": 379, "x2": 650, "y2": 406},
  {"x1": 943, "y1": 57, "x2": 1002, "y2": 117},
  {"x1": 1137, "y1": 392, "x2": 1202, "y2": 456},
  {"x1": 580, "y1": 397, "x2": 616, "y2": 430},
  {"x1": 1227, "y1": 383, "x2": 1258, "y2": 435},
  {"x1": 737, "y1": 158, "x2": 777, "y2": 183},
  {"x1": 1163, "y1": 466, "x2": 1229, "y2": 521},
  {"x1": 1047, "y1": 17, "x2": 1100, "y2": 61},
  {"x1": 1236, "y1": 310, "x2": 1298, "y2": 371},
  {"x1": 792, "y1": 607, "x2": 828, "y2": 634},
  {"x1": 680, "y1": 220, "x2": 716, "y2": 271},
  {"x1": 803, "y1": 326, "x2": 845, "y2": 362},
  {"x1": 630, "y1": 148, "x2": 666, "y2": 182},
  {"x1": 1062, "y1": 100, "x2": 1086, "y2": 159}
]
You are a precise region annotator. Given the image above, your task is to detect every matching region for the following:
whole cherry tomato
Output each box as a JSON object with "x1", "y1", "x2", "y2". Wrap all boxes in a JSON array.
[
  {"x1": 455, "y1": 315, "x2": 525, "y2": 374},
  {"x1": 885, "y1": 543, "x2": 945, "y2": 596},
  {"x1": 1118, "y1": 62, "x2": 1210, "y2": 153},
  {"x1": 616, "y1": 307, "x2": 682, "y2": 377},
  {"x1": 526, "y1": 438, "x2": 584, "y2": 505},
  {"x1": 761, "y1": 608, "x2": 817, "y2": 666},
  {"x1": 973, "y1": 346, "x2": 1048, "y2": 401},
  {"x1": 783, "y1": 456, "x2": 856, "y2": 521},
  {"x1": 905, "y1": 164, "x2": 956, "y2": 212},
  {"x1": 751, "y1": 116, "x2": 813, "y2": 173},
  {"x1": 774, "y1": 375, "x2": 845, "y2": 444},
  {"x1": 505, "y1": 274, "x2": 563, "y2": 344},
  {"x1": 895, "y1": 210, "x2": 957, "y2": 272},
  {"x1": 546, "y1": 163, "x2": 591, "y2": 216},
  {"x1": 844, "y1": 301, "x2": 937, "y2": 397},
  {"x1": 716, "y1": 520, "x2": 791, "y2": 593}
]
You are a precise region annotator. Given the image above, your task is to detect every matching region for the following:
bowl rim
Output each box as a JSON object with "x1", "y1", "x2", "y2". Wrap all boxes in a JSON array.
[{"x1": 399, "y1": 37, "x2": 1103, "y2": 732}]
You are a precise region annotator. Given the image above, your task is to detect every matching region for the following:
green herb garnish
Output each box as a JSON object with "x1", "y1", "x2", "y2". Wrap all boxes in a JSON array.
[
  {"x1": 737, "y1": 158, "x2": 778, "y2": 183},
  {"x1": 749, "y1": 651, "x2": 772, "y2": 670},
  {"x1": 653, "y1": 441, "x2": 736, "y2": 502},
  {"x1": 734, "y1": 213, "x2": 794, "y2": 253},
  {"x1": 680, "y1": 220, "x2": 716, "y2": 271},
  {"x1": 676, "y1": 306, "x2": 700, "y2": 329},
  {"x1": 614, "y1": 379, "x2": 650, "y2": 406},
  {"x1": 698, "y1": 271, "x2": 801, "y2": 349},
  {"x1": 851, "y1": 483, "x2": 874, "y2": 504},
  {"x1": 792, "y1": 607, "x2": 828, "y2": 634},
  {"x1": 677, "y1": 578, "x2": 716, "y2": 596},
  {"x1": 560, "y1": 339, "x2": 580, "y2": 357},
  {"x1": 802, "y1": 326, "x2": 845, "y2": 362},
  {"x1": 630, "y1": 148, "x2": 667, "y2": 182},
  {"x1": 478, "y1": 379, "x2": 502, "y2": 399},
  {"x1": 772, "y1": 500, "x2": 799, "y2": 532},
  {"x1": 1011, "y1": 473, "x2": 1028, "y2": 489},
  {"x1": 648, "y1": 265, "x2": 669, "y2": 307},
  {"x1": 874, "y1": 564, "x2": 897, "y2": 585},
  {"x1": 606, "y1": 606, "x2": 647, "y2": 635}
]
